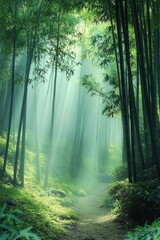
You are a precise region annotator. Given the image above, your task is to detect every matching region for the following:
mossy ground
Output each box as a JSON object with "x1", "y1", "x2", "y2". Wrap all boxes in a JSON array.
[
  {"x1": 0, "y1": 134, "x2": 88, "y2": 239},
  {"x1": 0, "y1": 167, "x2": 81, "y2": 239}
]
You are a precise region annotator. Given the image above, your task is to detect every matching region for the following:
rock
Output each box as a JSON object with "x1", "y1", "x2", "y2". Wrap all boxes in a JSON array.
[
  {"x1": 48, "y1": 189, "x2": 66, "y2": 197},
  {"x1": 65, "y1": 225, "x2": 77, "y2": 230}
]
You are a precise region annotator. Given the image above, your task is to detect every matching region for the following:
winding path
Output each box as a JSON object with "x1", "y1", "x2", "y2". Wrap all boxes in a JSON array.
[{"x1": 62, "y1": 182, "x2": 127, "y2": 240}]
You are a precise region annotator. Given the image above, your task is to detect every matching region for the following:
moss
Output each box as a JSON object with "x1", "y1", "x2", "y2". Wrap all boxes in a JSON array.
[
  {"x1": 0, "y1": 179, "x2": 78, "y2": 239},
  {"x1": 0, "y1": 134, "x2": 85, "y2": 239}
]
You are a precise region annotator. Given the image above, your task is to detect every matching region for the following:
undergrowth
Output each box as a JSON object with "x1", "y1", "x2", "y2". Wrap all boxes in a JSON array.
[
  {"x1": 0, "y1": 178, "x2": 79, "y2": 239},
  {"x1": 0, "y1": 133, "x2": 88, "y2": 239},
  {"x1": 126, "y1": 219, "x2": 160, "y2": 240},
  {"x1": 0, "y1": 203, "x2": 40, "y2": 239},
  {"x1": 108, "y1": 178, "x2": 160, "y2": 225},
  {"x1": 0, "y1": 159, "x2": 82, "y2": 239}
]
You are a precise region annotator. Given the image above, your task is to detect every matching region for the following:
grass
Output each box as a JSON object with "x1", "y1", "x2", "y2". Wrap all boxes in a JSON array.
[
  {"x1": 0, "y1": 134, "x2": 88, "y2": 239},
  {"x1": 0, "y1": 168, "x2": 79, "y2": 239}
]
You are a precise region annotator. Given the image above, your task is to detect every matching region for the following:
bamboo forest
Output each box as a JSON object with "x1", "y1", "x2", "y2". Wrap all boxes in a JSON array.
[{"x1": 1, "y1": 0, "x2": 160, "y2": 239}]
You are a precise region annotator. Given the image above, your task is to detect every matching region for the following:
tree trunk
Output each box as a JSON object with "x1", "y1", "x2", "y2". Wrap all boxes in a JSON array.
[
  {"x1": 115, "y1": 0, "x2": 132, "y2": 182},
  {"x1": 3, "y1": 0, "x2": 17, "y2": 172},
  {"x1": 43, "y1": 5, "x2": 61, "y2": 189}
]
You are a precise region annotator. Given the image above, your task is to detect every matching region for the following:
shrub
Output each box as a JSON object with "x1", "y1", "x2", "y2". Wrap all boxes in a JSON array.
[
  {"x1": 108, "y1": 179, "x2": 160, "y2": 224},
  {"x1": 0, "y1": 203, "x2": 40, "y2": 239},
  {"x1": 137, "y1": 166, "x2": 158, "y2": 181},
  {"x1": 126, "y1": 219, "x2": 160, "y2": 240},
  {"x1": 112, "y1": 164, "x2": 128, "y2": 181}
]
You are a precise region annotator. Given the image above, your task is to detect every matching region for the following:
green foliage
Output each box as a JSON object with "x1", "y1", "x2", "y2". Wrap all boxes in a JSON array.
[
  {"x1": 81, "y1": 72, "x2": 120, "y2": 117},
  {"x1": 103, "y1": 193, "x2": 113, "y2": 209},
  {"x1": 0, "y1": 0, "x2": 81, "y2": 86},
  {"x1": 0, "y1": 134, "x2": 15, "y2": 162},
  {"x1": 126, "y1": 219, "x2": 160, "y2": 240},
  {"x1": 137, "y1": 166, "x2": 158, "y2": 181},
  {"x1": 108, "y1": 144, "x2": 122, "y2": 163},
  {"x1": 81, "y1": 21, "x2": 121, "y2": 117},
  {"x1": 0, "y1": 134, "x2": 6, "y2": 156},
  {"x1": 0, "y1": 203, "x2": 40, "y2": 240},
  {"x1": 108, "y1": 179, "x2": 160, "y2": 224},
  {"x1": 112, "y1": 164, "x2": 128, "y2": 181},
  {"x1": 81, "y1": 74, "x2": 102, "y2": 96},
  {"x1": 0, "y1": 69, "x2": 10, "y2": 86},
  {"x1": 0, "y1": 178, "x2": 78, "y2": 239},
  {"x1": 84, "y1": 22, "x2": 115, "y2": 65}
]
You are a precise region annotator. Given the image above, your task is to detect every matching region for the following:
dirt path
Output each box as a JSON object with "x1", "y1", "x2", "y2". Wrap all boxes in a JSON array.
[{"x1": 62, "y1": 183, "x2": 127, "y2": 240}]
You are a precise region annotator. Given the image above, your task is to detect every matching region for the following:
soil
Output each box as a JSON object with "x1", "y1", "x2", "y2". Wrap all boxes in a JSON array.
[{"x1": 61, "y1": 182, "x2": 127, "y2": 240}]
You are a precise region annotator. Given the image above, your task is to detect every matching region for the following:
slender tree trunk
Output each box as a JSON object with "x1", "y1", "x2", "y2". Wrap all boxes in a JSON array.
[
  {"x1": 108, "y1": 0, "x2": 127, "y2": 164},
  {"x1": 3, "y1": 0, "x2": 17, "y2": 172},
  {"x1": 13, "y1": 35, "x2": 36, "y2": 184},
  {"x1": 19, "y1": 111, "x2": 26, "y2": 187},
  {"x1": 34, "y1": 88, "x2": 41, "y2": 182},
  {"x1": 131, "y1": 0, "x2": 160, "y2": 177},
  {"x1": 115, "y1": 0, "x2": 132, "y2": 182},
  {"x1": 43, "y1": 5, "x2": 61, "y2": 189},
  {"x1": 121, "y1": 0, "x2": 145, "y2": 177}
]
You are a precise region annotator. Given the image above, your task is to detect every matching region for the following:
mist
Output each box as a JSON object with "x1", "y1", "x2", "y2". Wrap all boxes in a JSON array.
[{"x1": 22, "y1": 49, "x2": 123, "y2": 187}]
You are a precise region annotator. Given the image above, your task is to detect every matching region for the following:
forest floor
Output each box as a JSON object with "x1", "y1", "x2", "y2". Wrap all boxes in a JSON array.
[{"x1": 61, "y1": 182, "x2": 127, "y2": 240}]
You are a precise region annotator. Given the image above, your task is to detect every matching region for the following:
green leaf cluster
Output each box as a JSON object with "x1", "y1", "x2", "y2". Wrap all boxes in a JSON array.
[
  {"x1": 126, "y1": 219, "x2": 160, "y2": 240},
  {"x1": 0, "y1": 203, "x2": 40, "y2": 239},
  {"x1": 81, "y1": 74, "x2": 120, "y2": 117},
  {"x1": 81, "y1": 22, "x2": 121, "y2": 117}
]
